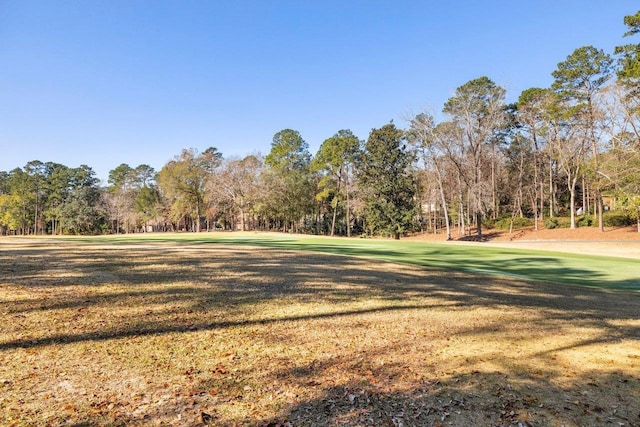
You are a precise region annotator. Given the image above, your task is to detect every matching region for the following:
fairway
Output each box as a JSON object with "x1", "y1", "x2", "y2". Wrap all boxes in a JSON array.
[
  {"x1": 69, "y1": 232, "x2": 640, "y2": 290},
  {"x1": 1, "y1": 234, "x2": 639, "y2": 426}
]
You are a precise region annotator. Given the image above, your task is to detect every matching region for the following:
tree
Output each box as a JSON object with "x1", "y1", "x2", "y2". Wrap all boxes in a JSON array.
[
  {"x1": 0, "y1": 168, "x2": 34, "y2": 234},
  {"x1": 442, "y1": 76, "x2": 507, "y2": 237},
  {"x1": 312, "y1": 129, "x2": 361, "y2": 236},
  {"x1": 211, "y1": 155, "x2": 264, "y2": 231},
  {"x1": 598, "y1": 83, "x2": 640, "y2": 232},
  {"x1": 516, "y1": 88, "x2": 556, "y2": 227},
  {"x1": 24, "y1": 160, "x2": 47, "y2": 234},
  {"x1": 407, "y1": 113, "x2": 452, "y2": 240},
  {"x1": 135, "y1": 185, "x2": 161, "y2": 231},
  {"x1": 356, "y1": 123, "x2": 416, "y2": 239},
  {"x1": 552, "y1": 45, "x2": 614, "y2": 231},
  {"x1": 133, "y1": 164, "x2": 156, "y2": 188},
  {"x1": 42, "y1": 162, "x2": 71, "y2": 235},
  {"x1": 264, "y1": 129, "x2": 313, "y2": 232},
  {"x1": 157, "y1": 148, "x2": 222, "y2": 232},
  {"x1": 545, "y1": 94, "x2": 587, "y2": 229},
  {"x1": 615, "y1": 10, "x2": 640, "y2": 96},
  {"x1": 60, "y1": 165, "x2": 104, "y2": 235},
  {"x1": 107, "y1": 163, "x2": 136, "y2": 233}
]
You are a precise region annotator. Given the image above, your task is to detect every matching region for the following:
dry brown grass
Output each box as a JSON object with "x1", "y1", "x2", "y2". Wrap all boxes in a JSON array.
[{"x1": 0, "y1": 238, "x2": 639, "y2": 426}]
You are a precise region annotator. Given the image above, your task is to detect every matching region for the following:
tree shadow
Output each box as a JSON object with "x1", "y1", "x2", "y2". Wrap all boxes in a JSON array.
[
  {"x1": 1, "y1": 239, "x2": 639, "y2": 425},
  {"x1": 109, "y1": 234, "x2": 640, "y2": 290},
  {"x1": 251, "y1": 370, "x2": 640, "y2": 427},
  {"x1": 1, "y1": 242, "x2": 638, "y2": 350}
]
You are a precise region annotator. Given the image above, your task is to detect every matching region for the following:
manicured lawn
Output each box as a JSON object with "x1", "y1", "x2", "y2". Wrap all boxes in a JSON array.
[{"x1": 72, "y1": 232, "x2": 640, "y2": 290}]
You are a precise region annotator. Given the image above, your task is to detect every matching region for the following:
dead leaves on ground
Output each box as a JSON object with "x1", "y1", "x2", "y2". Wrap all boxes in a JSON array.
[{"x1": 1, "y1": 242, "x2": 639, "y2": 426}]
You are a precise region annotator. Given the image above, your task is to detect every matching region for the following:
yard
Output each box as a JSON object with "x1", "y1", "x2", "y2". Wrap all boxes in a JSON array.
[{"x1": 0, "y1": 234, "x2": 639, "y2": 426}]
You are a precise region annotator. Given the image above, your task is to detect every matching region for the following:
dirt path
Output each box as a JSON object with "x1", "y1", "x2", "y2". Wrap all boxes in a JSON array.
[
  {"x1": 466, "y1": 240, "x2": 640, "y2": 260},
  {"x1": 408, "y1": 225, "x2": 640, "y2": 259}
]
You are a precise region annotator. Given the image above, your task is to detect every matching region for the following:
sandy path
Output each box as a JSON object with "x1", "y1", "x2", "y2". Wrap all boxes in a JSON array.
[{"x1": 469, "y1": 240, "x2": 640, "y2": 260}]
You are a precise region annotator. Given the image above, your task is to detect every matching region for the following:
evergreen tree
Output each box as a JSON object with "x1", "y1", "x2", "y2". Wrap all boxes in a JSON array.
[{"x1": 356, "y1": 123, "x2": 416, "y2": 239}]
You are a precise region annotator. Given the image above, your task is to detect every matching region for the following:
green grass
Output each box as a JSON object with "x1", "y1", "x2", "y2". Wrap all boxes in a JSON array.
[{"x1": 59, "y1": 232, "x2": 640, "y2": 291}]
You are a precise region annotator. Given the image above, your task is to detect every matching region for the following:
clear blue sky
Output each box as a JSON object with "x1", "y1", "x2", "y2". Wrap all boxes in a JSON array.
[{"x1": 1, "y1": 1, "x2": 636, "y2": 182}]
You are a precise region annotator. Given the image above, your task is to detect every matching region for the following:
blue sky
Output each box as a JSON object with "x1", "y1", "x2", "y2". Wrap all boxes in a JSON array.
[{"x1": 1, "y1": 1, "x2": 637, "y2": 182}]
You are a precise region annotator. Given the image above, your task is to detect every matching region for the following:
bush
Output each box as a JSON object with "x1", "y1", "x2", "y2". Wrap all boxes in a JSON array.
[
  {"x1": 603, "y1": 212, "x2": 635, "y2": 227},
  {"x1": 576, "y1": 216, "x2": 593, "y2": 227},
  {"x1": 544, "y1": 217, "x2": 572, "y2": 229},
  {"x1": 482, "y1": 217, "x2": 496, "y2": 229},
  {"x1": 494, "y1": 216, "x2": 533, "y2": 230}
]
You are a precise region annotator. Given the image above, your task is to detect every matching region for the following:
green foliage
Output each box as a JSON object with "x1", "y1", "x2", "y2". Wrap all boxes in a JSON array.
[
  {"x1": 623, "y1": 10, "x2": 640, "y2": 37},
  {"x1": 576, "y1": 215, "x2": 593, "y2": 227},
  {"x1": 517, "y1": 87, "x2": 550, "y2": 108},
  {"x1": 616, "y1": 10, "x2": 640, "y2": 90},
  {"x1": 135, "y1": 186, "x2": 161, "y2": 218},
  {"x1": 312, "y1": 130, "x2": 360, "y2": 173},
  {"x1": 0, "y1": 164, "x2": 104, "y2": 234},
  {"x1": 356, "y1": 123, "x2": 416, "y2": 239},
  {"x1": 543, "y1": 217, "x2": 572, "y2": 229},
  {"x1": 262, "y1": 129, "x2": 314, "y2": 231},
  {"x1": 552, "y1": 46, "x2": 613, "y2": 101},
  {"x1": 603, "y1": 212, "x2": 635, "y2": 227},
  {"x1": 493, "y1": 216, "x2": 533, "y2": 230},
  {"x1": 543, "y1": 216, "x2": 597, "y2": 229},
  {"x1": 312, "y1": 129, "x2": 361, "y2": 236},
  {"x1": 265, "y1": 129, "x2": 310, "y2": 171},
  {"x1": 157, "y1": 148, "x2": 220, "y2": 232},
  {"x1": 443, "y1": 76, "x2": 506, "y2": 118},
  {"x1": 482, "y1": 217, "x2": 496, "y2": 229},
  {"x1": 108, "y1": 163, "x2": 134, "y2": 192}
]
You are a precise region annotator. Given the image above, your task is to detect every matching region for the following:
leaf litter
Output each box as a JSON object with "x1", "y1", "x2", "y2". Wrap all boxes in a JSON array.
[{"x1": 0, "y1": 239, "x2": 639, "y2": 426}]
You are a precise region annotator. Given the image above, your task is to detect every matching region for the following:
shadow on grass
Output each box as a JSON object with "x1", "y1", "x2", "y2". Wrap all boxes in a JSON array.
[
  {"x1": 72, "y1": 233, "x2": 640, "y2": 290},
  {"x1": 1, "y1": 242, "x2": 638, "y2": 351},
  {"x1": 1, "y1": 240, "x2": 640, "y2": 425},
  {"x1": 250, "y1": 370, "x2": 640, "y2": 427}
]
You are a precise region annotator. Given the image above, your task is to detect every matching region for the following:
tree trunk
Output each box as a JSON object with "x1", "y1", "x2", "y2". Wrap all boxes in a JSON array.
[
  {"x1": 533, "y1": 153, "x2": 539, "y2": 230},
  {"x1": 491, "y1": 152, "x2": 497, "y2": 219},
  {"x1": 539, "y1": 176, "x2": 544, "y2": 223},
  {"x1": 330, "y1": 178, "x2": 341, "y2": 237},
  {"x1": 195, "y1": 203, "x2": 201, "y2": 232},
  {"x1": 596, "y1": 192, "x2": 604, "y2": 232},
  {"x1": 569, "y1": 175, "x2": 578, "y2": 229},
  {"x1": 433, "y1": 159, "x2": 451, "y2": 240},
  {"x1": 549, "y1": 158, "x2": 554, "y2": 218},
  {"x1": 458, "y1": 195, "x2": 465, "y2": 237},
  {"x1": 346, "y1": 173, "x2": 351, "y2": 238},
  {"x1": 582, "y1": 176, "x2": 587, "y2": 215}
]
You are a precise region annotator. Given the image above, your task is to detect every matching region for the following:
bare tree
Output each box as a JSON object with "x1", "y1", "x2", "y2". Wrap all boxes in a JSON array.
[
  {"x1": 442, "y1": 77, "x2": 507, "y2": 238},
  {"x1": 210, "y1": 155, "x2": 264, "y2": 231},
  {"x1": 408, "y1": 113, "x2": 452, "y2": 240},
  {"x1": 546, "y1": 96, "x2": 588, "y2": 229}
]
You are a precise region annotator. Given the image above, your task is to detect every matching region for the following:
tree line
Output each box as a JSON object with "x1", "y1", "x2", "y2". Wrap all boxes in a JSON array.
[{"x1": 2, "y1": 11, "x2": 640, "y2": 238}]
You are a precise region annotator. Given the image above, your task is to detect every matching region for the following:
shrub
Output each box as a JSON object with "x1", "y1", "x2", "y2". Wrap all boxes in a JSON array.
[
  {"x1": 482, "y1": 217, "x2": 496, "y2": 229},
  {"x1": 544, "y1": 217, "x2": 572, "y2": 229},
  {"x1": 576, "y1": 216, "x2": 593, "y2": 227},
  {"x1": 544, "y1": 218, "x2": 560, "y2": 229},
  {"x1": 494, "y1": 216, "x2": 533, "y2": 230},
  {"x1": 603, "y1": 212, "x2": 634, "y2": 227}
]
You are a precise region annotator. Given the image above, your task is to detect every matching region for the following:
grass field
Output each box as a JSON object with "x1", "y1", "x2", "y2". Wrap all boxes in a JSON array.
[{"x1": 1, "y1": 233, "x2": 639, "y2": 426}]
